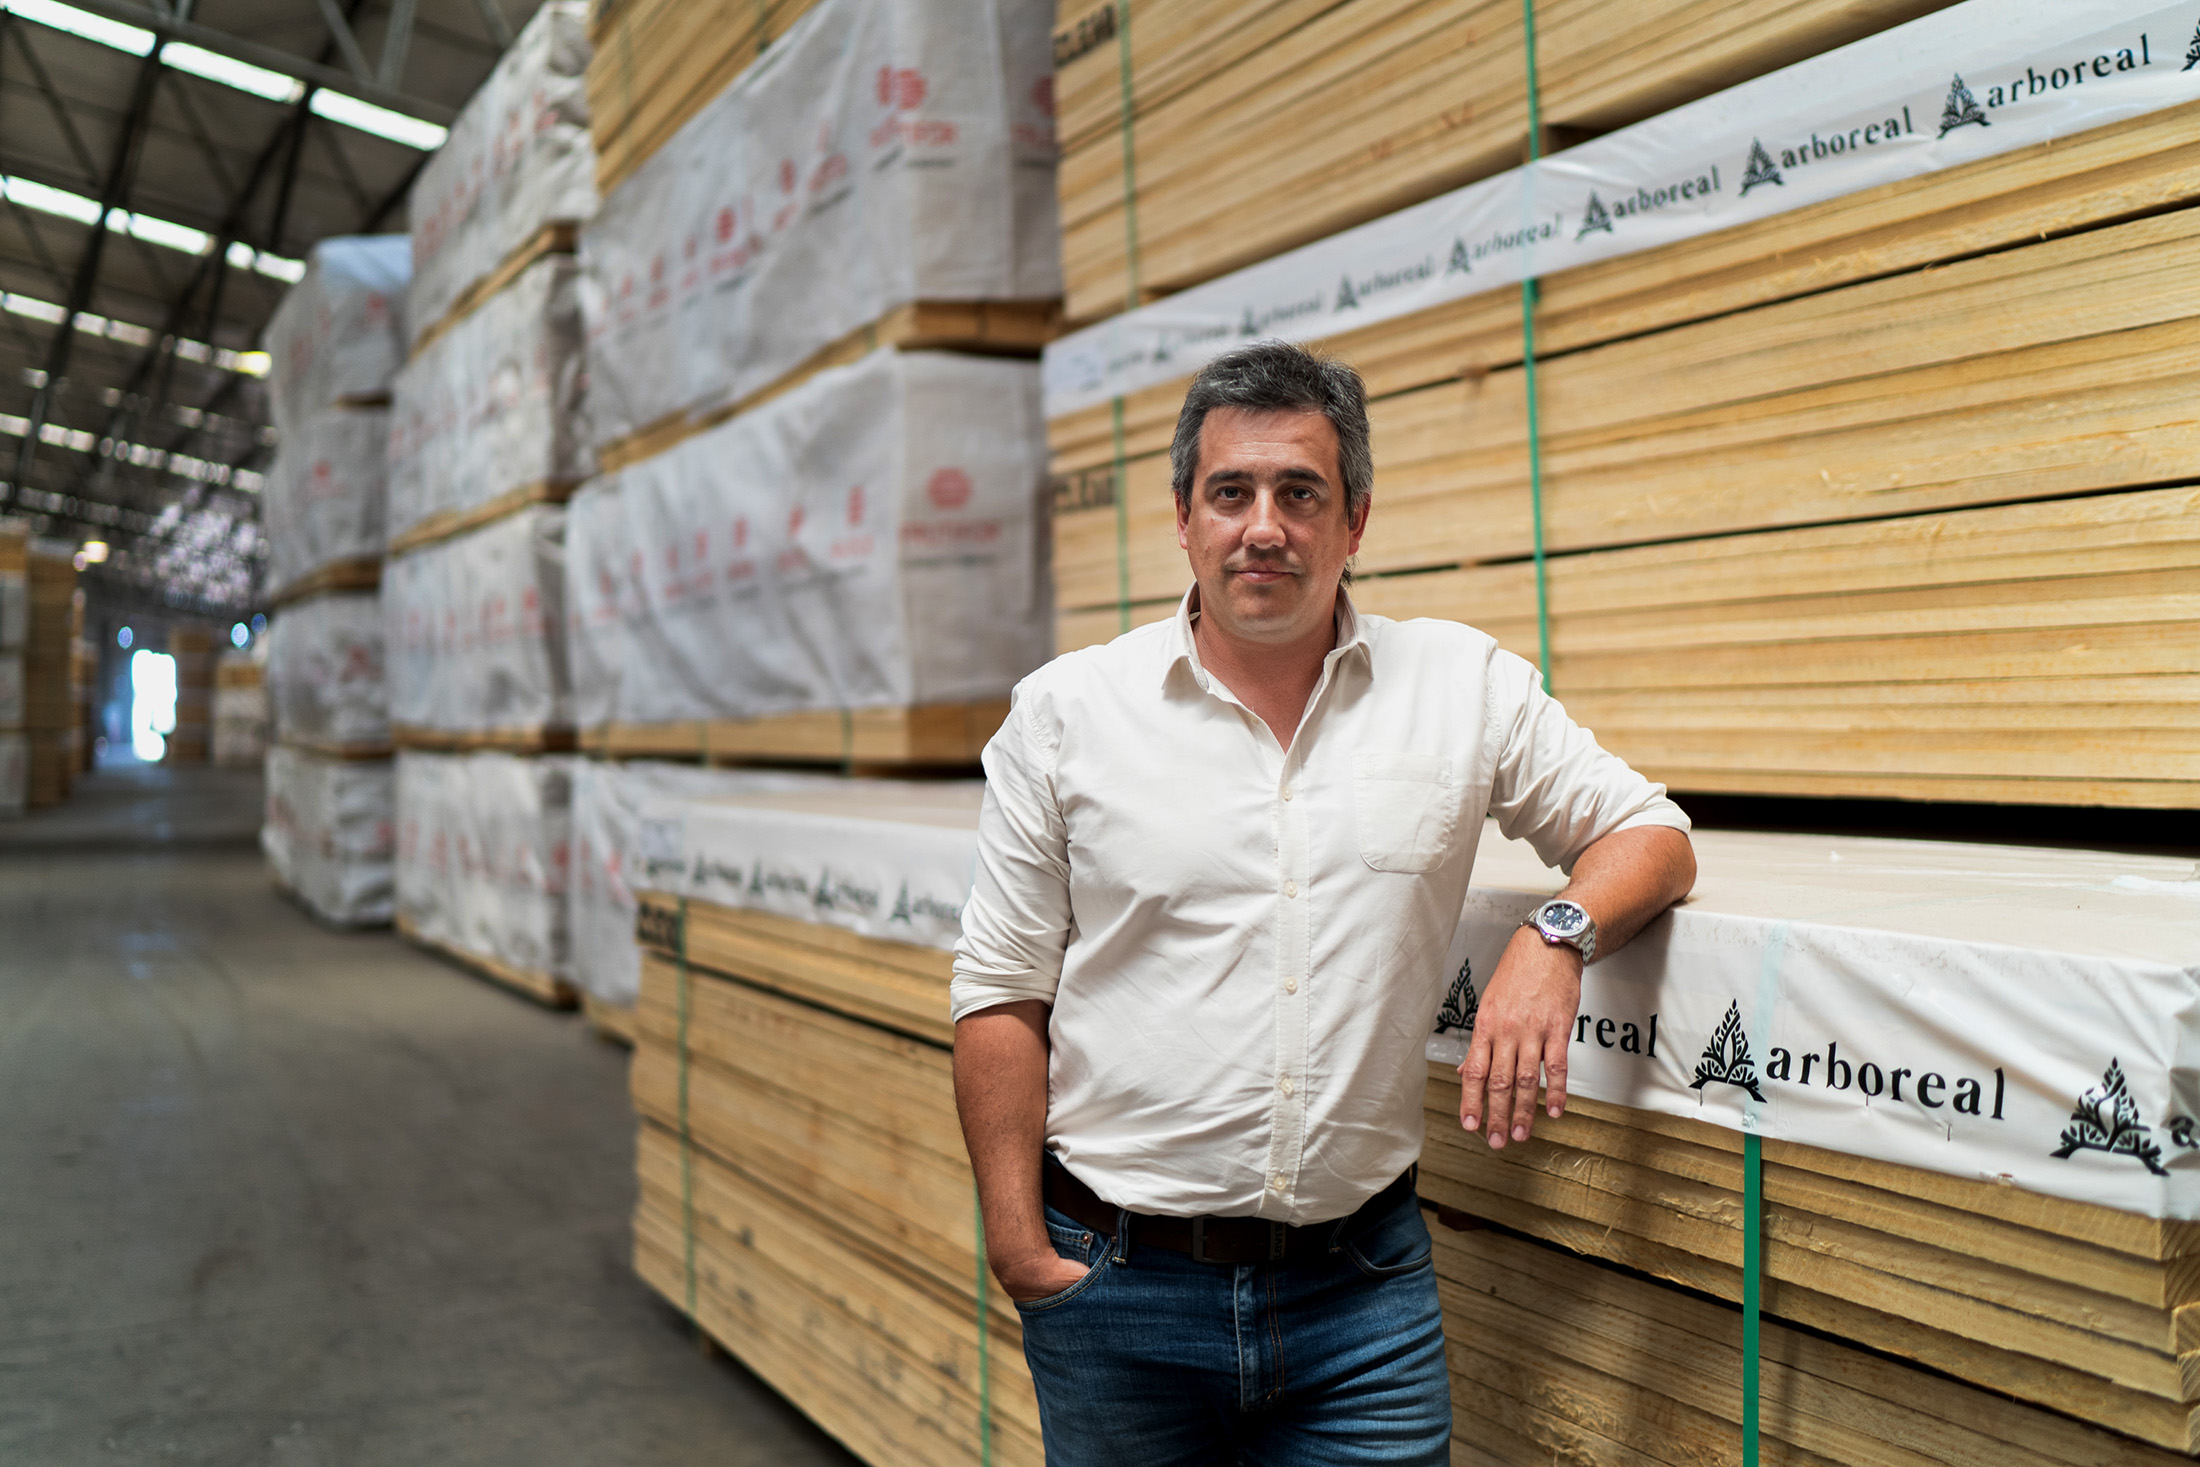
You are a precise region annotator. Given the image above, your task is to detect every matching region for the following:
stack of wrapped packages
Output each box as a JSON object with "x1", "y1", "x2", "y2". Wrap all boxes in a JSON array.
[
  {"x1": 258, "y1": 233, "x2": 409, "y2": 925},
  {"x1": 386, "y1": 0, "x2": 597, "y2": 1005}
]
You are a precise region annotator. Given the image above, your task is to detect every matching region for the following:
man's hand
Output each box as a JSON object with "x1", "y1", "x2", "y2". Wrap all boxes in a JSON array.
[
  {"x1": 1459, "y1": 926, "x2": 1579, "y2": 1148},
  {"x1": 994, "y1": 1249, "x2": 1096, "y2": 1304}
]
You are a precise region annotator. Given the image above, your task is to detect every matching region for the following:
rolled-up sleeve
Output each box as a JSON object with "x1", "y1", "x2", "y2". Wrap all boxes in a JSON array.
[
  {"x1": 1484, "y1": 649, "x2": 1690, "y2": 874},
  {"x1": 951, "y1": 683, "x2": 1074, "y2": 1022}
]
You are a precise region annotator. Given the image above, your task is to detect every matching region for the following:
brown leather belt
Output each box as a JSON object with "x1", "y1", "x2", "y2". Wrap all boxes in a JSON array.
[{"x1": 1042, "y1": 1156, "x2": 1417, "y2": 1266}]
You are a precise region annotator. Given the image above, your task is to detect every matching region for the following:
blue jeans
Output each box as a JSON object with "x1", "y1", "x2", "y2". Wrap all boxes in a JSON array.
[{"x1": 1015, "y1": 1181, "x2": 1451, "y2": 1465}]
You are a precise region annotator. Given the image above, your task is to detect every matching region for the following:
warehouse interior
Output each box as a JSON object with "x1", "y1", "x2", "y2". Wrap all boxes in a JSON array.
[{"x1": 2, "y1": 0, "x2": 2197, "y2": 1463}]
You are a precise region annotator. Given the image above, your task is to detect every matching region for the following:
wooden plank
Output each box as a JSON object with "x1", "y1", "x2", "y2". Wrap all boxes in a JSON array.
[
  {"x1": 385, "y1": 477, "x2": 581, "y2": 556},
  {"x1": 269, "y1": 557, "x2": 381, "y2": 607},
  {"x1": 395, "y1": 913, "x2": 578, "y2": 1009},
  {"x1": 576, "y1": 700, "x2": 1011, "y2": 768},
  {"x1": 407, "y1": 222, "x2": 578, "y2": 358},
  {"x1": 388, "y1": 724, "x2": 579, "y2": 756},
  {"x1": 277, "y1": 735, "x2": 395, "y2": 761},
  {"x1": 581, "y1": 992, "x2": 635, "y2": 1046}
]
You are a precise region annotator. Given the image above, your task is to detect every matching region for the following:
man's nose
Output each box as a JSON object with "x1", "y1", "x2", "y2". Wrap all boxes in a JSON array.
[{"x1": 1244, "y1": 490, "x2": 1288, "y2": 547}]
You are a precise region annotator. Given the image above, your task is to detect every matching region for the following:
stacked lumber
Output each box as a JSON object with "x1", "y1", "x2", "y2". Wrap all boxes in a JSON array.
[
  {"x1": 394, "y1": 749, "x2": 576, "y2": 1006},
  {"x1": 577, "y1": 0, "x2": 1059, "y2": 468},
  {"x1": 385, "y1": 505, "x2": 571, "y2": 751},
  {"x1": 258, "y1": 237, "x2": 409, "y2": 922},
  {"x1": 0, "y1": 525, "x2": 24, "y2": 813},
  {"x1": 261, "y1": 745, "x2": 395, "y2": 926},
  {"x1": 623, "y1": 775, "x2": 1034, "y2": 1465},
  {"x1": 404, "y1": 1, "x2": 595, "y2": 348},
  {"x1": 211, "y1": 651, "x2": 268, "y2": 769},
  {"x1": 1048, "y1": 30, "x2": 2200, "y2": 807},
  {"x1": 1051, "y1": 0, "x2": 1959, "y2": 323},
  {"x1": 164, "y1": 626, "x2": 214, "y2": 765},
  {"x1": 1412, "y1": 819, "x2": 2200, "y2": 1456},
  {"x1": 21, "y1": 543, "x2": 76, "y2": 805},
  {"x1": 1430, "y1": 1217, "x2": 2196, "y2": 1467},
  {"x1": 583, "y1": 0, "x2": 820, "y2": 196},
  {"x1": 566, "y1": 351, "x2": 1046, "y2": 763},
  {"x1": 69, "y1": 589, "x2": 92, "y2": 773}
]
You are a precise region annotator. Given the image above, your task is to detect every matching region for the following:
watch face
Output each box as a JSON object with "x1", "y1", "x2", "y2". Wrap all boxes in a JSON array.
[{"x1": 1541, "y1": 902, "x2": 1588, "y2": 936}]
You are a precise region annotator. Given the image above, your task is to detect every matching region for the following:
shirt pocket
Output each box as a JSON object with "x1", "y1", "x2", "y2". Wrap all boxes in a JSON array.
[{"x1": 1352, "y1": 752, "x2": 1459, "y2": 874}]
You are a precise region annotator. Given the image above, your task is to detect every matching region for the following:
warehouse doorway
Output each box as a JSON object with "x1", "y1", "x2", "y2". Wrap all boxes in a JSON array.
[{"x1": 128, "y1": 648, "x2": 178, "y2": 762}]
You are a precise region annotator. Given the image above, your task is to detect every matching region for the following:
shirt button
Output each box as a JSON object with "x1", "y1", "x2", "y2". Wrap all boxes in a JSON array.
[
  {"x1": 1283, "y1": 977, "x2": 1298, "y2": 994},
  {"x1": 1283, "y1": 880, "x2": 1298, "y2": 898},
  {"x1": 1281, "y1": 785, "x2": 1294, "y2": 801},
  {"x1": 1271, "y1": 1174, "x2": 1288, "y2": 1193},
  {"x1": 1279, "y1": 1077, "x2": 1295, "y2": 1097}
]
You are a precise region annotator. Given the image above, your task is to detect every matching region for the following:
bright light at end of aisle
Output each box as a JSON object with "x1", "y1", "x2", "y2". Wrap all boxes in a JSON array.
[
  {"x1": 129, "y1": 649, "x2": 177, "y2": 761},
  {"x1": 230, "y1": 622, "x2": 249, "y2": 648}
]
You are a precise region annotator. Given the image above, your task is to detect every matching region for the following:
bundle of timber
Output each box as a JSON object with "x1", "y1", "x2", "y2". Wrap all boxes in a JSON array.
[
  {"x1": 1417, "y1": 820, "x2": 2200, "y2": 1451},
  {"x1": 405, "y1": 0, "x2": 595, "y2": 348},
  {"x1": 566, "y1": 350, "x2": 1047, "y2": 762},
  {"x1": 582, "y1": 0, "x2": 819, "y2": 194},
  {"x1": 1047, "y1": 0, "x2": 2200, "y2": 808},
  {"x1": 1050, "y1": 0, "x2": 1961, "y2": 323},
  {"x1": 262, "y1": 404, "x2": 388, "y2": 603},
  {"x1": 261, "y1": 235, "x2": 411, "y2": 438},
  {"x1": 0, "y1": 527, "x2": 20, "y2": 813},
  {"x1": 624, "y1": 775, "x2": 1042, "y2": 1465},
  {"x1": 566, "y1": 759, "x2": 811, "y2": 1036},
  {"x1": 164, "y1": 626, "x2": 214, "y2": 765},
  {"x1": 264, "y1": 594, "x2": 389, "y2": 756},
  {"x1": 212, "y1": 651, "x2": 268, "y2": 768},
  {"x1": 261, "y1": 745, "x2": 395, "y2": 926},
  {"x1": 1431, "y1": 1217, "x2": 2196, "y2": 1467},
  {"x1": 386, "y1": 255, "x2": 588, "y2": 550},
  {"x1": 0, "y1": 732, "x2": 23, "y2": 816},
  {"x1": 578, "y1": 0, "x2": 1060, "y2": 462},
  {"x1": 20, "y1": 543, "x2": 76, "y2": 805},
  {"x1": 384, "y1": 505, "x2": 571, "y2": 750},
  {"x1": 393, "y1": 749, "x2": 576, "y2": 1006}
]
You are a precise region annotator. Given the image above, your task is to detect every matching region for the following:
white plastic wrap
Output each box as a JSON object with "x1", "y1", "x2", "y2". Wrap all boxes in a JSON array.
[
  {"x1": 263, "y1": 405, "x2": 388, "y2": 594},
  {"x1": 266, "y1": 593, "x2": 387, "y2": 747},
  {"x1": 0, "y1": 568, "x2": 25, "y2": 649},
  {"x1": 1047, "y1": 0, "x2": 2200, "y2": 414},
  {"x1": 567, "y1": 350, "x2": 1049, "y2": 727},
  {"x1": 263, "y1": 235, "x2": 412, "y2": 437},
  {"x1": 386, "y1": 255, "x2": 589, "y2": 543},
  {"x1": 569, "y1": 761, "x2": 821, "y2": 1006},
  {"x1": 396, "y1": 749, "x2": 574, "y2": 979},
  {"x1": 406, "y1": 0, "x2": 596, "y2": 341},
  {"x1": 579, "y1": 0, "x2": 1059, "y2": 446},
  {"x1": 385, "y1": 505, "x2": 571, "y2": 735},
  {"x1": 261, "y1": 746, "x2": 395, "y2": 925}
]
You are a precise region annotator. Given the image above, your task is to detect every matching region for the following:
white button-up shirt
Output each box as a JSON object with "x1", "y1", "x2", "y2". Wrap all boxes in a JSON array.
[{"x1": 950, "y1": 590, "x2": 1689, "y2": 1224}]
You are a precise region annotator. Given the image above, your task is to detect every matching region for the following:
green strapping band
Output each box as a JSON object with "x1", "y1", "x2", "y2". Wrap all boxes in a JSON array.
[
  {"x1": 974, "y1": 1187, "x2": 993, "y2": 1465},
  {"x1": 675, "y1": 896, "x2": 699, "y2": 1321},
  {"x1": 1111, "y1": 395, "x2": 1132, "y2": 633},
  {"x1": 1114, "y1": 0, "x2": 1141, "y2": 309},
  {"x1": 1742, "y1": 1131, "x2": 1763, "y2": 1465},
  {"x1": 1519, "y1": 0, "x2": 1554, "y2": 695}
]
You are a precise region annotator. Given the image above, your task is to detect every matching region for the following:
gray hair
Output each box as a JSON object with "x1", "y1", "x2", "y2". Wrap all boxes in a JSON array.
[{"x1": 1168, "y1": 342, "x2": 1372, "y2": 517}]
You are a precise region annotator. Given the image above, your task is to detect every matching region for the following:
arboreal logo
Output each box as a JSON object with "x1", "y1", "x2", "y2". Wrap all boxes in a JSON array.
[
  {"x1": 1575, "y1": 192, "x2": 1613, "y2": 240},
  {"x1": 2184, "y1": 18, "x2": 2200, "y2": 70},
  {"x1": 1434, "y1": 959, "x2": 1476, "y2": 1035},
  {"x1": 1334, "y1": 273, "x2": 1360, "y2": 310},
  {"x1": 1739, "y1": 139, "x2": 1782, "y2": 197},
  {"x1": 1445, "y1": 238, "x2": 1472, "y2": 276},
  {"x1": 2050, "y1": 1058, "x2": 2167, "y2": 1175},
  {"x1": 1691, "y1": 1000, "x2": 1767, "y2": 1102},
  {"x1": 1938, "y1": 74, "x2": 1990, "y2": 137}
]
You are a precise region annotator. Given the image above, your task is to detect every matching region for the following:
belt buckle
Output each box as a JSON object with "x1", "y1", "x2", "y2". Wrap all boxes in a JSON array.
[
  {"x1": 1188, "y1": 1217, "x2": 1288, "y2": 1264},
  {"x1": 1189, "y1": 1216, "x2": 1216, "y2": 1265}
]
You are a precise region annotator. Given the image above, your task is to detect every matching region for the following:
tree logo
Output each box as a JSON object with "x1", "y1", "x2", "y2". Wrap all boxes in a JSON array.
[
  {"x1": 1938, "y1": 74, "x2": 1990, "y2": 137},
  {"x1": 1575, "y1": 192, "x2": 1613, "y2": 240},
  {"x1": 1334, "y1": 274, "x2": 1360, "y2": 310},
  {"x1": 1446, "y1": 237, "x2": 1473, "y2": 276},
  {"x1": 1690, "y1": 1000, "x2": 1767, "y2": 1102},
  {"x1": 1435, "y1": 959, "x2": 1477, "y2": 1035},
  {"x1": 2050, "y1": 1059, "x2": 2168, "y2": 1175},
  {"x1": 2183, "y1": 19, "x2": 2200, "y2": 70},
  {"x1": 1739, "y1": 139, "x2": 1783, "y2": 197}
]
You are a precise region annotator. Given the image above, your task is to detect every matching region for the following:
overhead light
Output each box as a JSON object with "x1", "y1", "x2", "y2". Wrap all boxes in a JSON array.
[
  {"x1": 159, "y1": 41, "x2": 304, "y2": 104},
  {"x1": 251, "y1": 255, "x2": 305, "y2": 283},
  {"x1": 309, "y1": 89, "x2": 447, "y2": 151},
  {"x1": 79, "y1": 540, "x2": 109, "y2": 563},
  {"x1": 108, "y1": 208, "x2": 210, "y2": 255},
  {"x1": 1, "y1": 174, "x2": 99, "y2": 226},
  {"x1": 231, "y1": 351, "x2": 272, "y2": 378},
  {"x1": 1, "y1": 0, "x2": 151, "y2": 56}
]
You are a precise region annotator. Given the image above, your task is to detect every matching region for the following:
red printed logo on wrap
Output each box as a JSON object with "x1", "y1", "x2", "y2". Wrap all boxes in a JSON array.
[{"x1": 926, "y1": 468, "x2": 973, "y2": 511}]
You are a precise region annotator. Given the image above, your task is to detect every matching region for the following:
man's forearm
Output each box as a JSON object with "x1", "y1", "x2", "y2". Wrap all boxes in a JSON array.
[
  {"x1": 1559, "y1": 824, "x2": 1696, "y2": 955},
  {"x1": 953, "y1": 1000, "x2": 1055, "y2": 1280}
]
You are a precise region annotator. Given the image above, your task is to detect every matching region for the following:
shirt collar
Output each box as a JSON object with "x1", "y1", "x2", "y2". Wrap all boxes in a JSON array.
[{"x1": 1166, "y1": 583, "x2": 1374, "y2": 695}]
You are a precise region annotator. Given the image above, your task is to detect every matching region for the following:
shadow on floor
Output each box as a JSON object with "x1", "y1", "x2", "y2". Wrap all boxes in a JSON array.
[{"x1": 0, "y1": 754, "x2": 265, "y2": 851}]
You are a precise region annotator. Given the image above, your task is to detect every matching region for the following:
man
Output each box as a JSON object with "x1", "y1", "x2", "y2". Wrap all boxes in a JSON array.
[{"x1": 952, "y1": 342, "x2": 1695, "y2": 1464}]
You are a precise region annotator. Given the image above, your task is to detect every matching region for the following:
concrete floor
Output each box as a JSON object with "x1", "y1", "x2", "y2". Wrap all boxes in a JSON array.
[{"x1": 0, "y1": 760, "x2": 859, "y2": 1467}]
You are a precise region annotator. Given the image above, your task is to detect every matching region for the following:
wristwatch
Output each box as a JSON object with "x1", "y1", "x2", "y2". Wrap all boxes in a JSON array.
[{"x1": 1522, "y1": 898, "x2": 1597, "y2": 964}]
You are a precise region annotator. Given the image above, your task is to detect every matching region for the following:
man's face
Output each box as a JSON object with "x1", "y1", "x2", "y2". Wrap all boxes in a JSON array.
[{"x1": 1177, "y1": 406, "x2": 1368, "y2": 645}]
